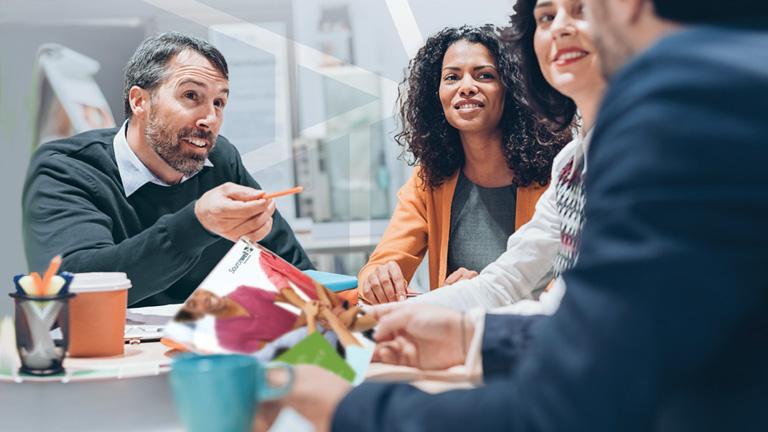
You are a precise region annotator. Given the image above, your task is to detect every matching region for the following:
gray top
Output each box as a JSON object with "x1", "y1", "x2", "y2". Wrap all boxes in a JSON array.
[{"x1": 447, "y1": 170, "x2": 517, "y2": 275}]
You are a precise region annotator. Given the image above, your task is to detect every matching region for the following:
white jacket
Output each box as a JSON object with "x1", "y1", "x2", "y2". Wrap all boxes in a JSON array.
[{"x1": 411, "y1": 132, "x2": 591, "y2": 312}]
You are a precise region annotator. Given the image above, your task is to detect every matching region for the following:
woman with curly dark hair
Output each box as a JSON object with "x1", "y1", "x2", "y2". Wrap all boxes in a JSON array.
[
  {"x1": 357, "y1": 26, "x2": 571, "y2": 304},
  {"x1": 408, "y1": 0, "x2": 607, "y2": 312}
]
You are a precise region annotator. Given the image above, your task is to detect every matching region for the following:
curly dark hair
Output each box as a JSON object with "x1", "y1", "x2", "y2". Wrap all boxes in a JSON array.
[
  {"x1": 395, "y1": 25, "x2": 571, "y2": 189},
  {"x1": 501, "y1": 1, "x2": 578, "y2": 131}
]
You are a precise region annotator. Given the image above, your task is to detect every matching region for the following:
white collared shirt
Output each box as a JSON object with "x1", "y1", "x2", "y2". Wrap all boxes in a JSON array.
[{"x1": 112, "y1": 120, "x2": 214, "y2": 197}]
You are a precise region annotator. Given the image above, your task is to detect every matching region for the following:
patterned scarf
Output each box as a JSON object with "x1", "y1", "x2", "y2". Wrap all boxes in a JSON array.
[{"x1": 552, "y1": 150, "x2": 587, "y2": 278}]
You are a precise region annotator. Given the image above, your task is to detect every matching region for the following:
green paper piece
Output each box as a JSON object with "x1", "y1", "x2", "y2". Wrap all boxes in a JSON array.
[{"x1": 275, "y1": 332, "x2": 355, "y2": 382}]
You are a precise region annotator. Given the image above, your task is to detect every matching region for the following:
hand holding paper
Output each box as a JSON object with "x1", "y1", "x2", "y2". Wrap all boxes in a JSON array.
[{"x1": 371, "y1": 303, "x2": 471, "y2": 370}]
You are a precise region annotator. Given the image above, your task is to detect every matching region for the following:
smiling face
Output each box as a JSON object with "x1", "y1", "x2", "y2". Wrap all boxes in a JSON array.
[
  {"x1": 184, "y1": 289, "x2": 225, "y2": 316},
  {"x1": 533, "y1": 0, "x2": 604, "y2": 100},
  {"x1": 143, "y1": 49, "x2": 229, "y2": 176},
  {"x1": 438, "y1": 40, "x2": 505, "y2": 135}
]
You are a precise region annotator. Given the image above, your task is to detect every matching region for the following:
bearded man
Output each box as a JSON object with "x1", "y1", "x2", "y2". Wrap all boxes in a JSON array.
[{"x1": 22, "y1": 32, "x2": 312, "y2": 307}]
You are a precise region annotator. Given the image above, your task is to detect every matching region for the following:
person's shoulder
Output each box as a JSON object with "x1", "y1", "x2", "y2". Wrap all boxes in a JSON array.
[
  {"x1": 399, "y1": 166, "x2": 457, "y2": 196},
  {"x1": 207, "y1": 134, "x2": 251, "y2": 178},
  {"x1": 591, "y1": 25, "x2": 768, "y2": 180},
  {"x1": 599, "y1": 25, "x2": 768, "y2": 134},
  {"x1": 25, "y1": 128, "x2": 120, "y2": 197},
  {"x1": 651, "y1": 25, "x2": 766, "y2": 73},
  {"x1": 653, "y1": 23, "x2": 768, "y2": 58},
  {"x1": 30, "y1": 128, "x2": 119, "y2": 171},
  {"x1": 610, "y1": 25, "x2": 768, "y2": 100},
  {"x1": 551, "y1": 134, "x2": 581, "y2": 171},
  {"x1": 208, "y1": 134, "x2": 240, "y2": 164},
  {"x1": 35, "y1": 128, "x2": 116, "y2": 156}
]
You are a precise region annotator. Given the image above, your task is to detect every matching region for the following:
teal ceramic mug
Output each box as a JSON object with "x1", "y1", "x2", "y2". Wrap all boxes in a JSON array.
[{"x1": 169, "y1": 354, "x2": 294, "y2": 432}]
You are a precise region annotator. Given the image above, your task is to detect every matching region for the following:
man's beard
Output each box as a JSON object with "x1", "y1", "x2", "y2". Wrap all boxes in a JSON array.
[
  {"x1": 144, "y1": 111, "x2": 215, "y2": 177},
  {"x1": 593, "y1": 30, "x2": 634, "y2": 80},
  {"x1": 588, "y1": 0, "x2": 635, "y2": 80}
]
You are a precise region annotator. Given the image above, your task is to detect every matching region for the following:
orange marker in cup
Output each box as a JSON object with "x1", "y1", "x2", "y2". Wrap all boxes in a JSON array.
[{"x1": 41, "y1": 255, "x2": 62, "y2": 295}]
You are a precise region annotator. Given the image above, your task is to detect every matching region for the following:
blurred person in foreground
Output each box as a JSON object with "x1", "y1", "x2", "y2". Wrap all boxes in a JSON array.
[{"x1": 256, "y1": 0, "x2": 768, "y2": 430}]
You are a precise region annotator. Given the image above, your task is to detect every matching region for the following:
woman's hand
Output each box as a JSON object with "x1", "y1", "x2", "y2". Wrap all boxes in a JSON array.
[{"x1": 360, "y1": 261, "x2": 408, "y2": 304}]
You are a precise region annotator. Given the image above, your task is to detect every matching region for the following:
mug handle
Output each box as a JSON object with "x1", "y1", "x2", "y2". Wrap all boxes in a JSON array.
[{"x1": 260, "y1": 362, "x2": 295, "y2": 401}]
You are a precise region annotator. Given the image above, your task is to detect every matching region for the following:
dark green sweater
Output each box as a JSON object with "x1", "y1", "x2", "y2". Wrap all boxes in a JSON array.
[{"x1": 22, "y1": 127, "x2": 313, "y2": 307}]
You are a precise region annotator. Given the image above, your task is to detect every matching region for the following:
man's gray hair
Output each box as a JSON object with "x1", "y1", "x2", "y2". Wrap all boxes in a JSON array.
[{"x1": 122, "y1": 31, "x2": 228, "y2": 119}]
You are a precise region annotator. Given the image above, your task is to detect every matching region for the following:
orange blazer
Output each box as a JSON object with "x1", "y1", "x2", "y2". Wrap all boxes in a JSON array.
[{"x1": 357, "y1": 167, "x2": 546, "y2": 294}]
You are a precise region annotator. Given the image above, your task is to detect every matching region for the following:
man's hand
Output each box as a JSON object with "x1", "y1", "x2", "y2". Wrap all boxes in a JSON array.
[
  {"x1": 360, "y1": 261, "x2": 408, "y2": 304},
  {"x1": 444, "y1": 267, "x2": 479, "y2": 285},
  {"x1": 194, "y1": 182, "x2": 276, "y2": 243},
  {"x1": 254, "y1": 365, "x2": 352, "y2": 432},
  {"x1": 370, "y1": 303, "x2": 473, "y2": 370}
]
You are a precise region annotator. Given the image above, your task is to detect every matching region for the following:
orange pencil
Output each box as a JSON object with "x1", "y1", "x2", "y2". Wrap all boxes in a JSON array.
[
  {"x1": 41, "y1": 255, "x2": 62, "y2": 295},
  {"x1": 263, "y1": 186, "x2": 303, "y2": 200},
  {"x1": 30, "y1": 272, "x2": 45, "y2": 296}
]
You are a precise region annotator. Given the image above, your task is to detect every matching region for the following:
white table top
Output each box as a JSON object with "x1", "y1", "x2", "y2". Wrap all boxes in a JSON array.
[{"x1": 0, "y1": 339, "x2": 475, "y2": 431}]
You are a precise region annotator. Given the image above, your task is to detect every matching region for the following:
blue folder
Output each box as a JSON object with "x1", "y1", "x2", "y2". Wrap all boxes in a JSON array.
[{"x1": 302, "y1": 270, "x2": 358, "y2": 292}]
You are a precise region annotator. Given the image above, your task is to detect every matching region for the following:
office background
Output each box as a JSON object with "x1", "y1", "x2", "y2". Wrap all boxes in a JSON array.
[{"x1": 0, "y1": 0, "x2": 514, "y2": 314}]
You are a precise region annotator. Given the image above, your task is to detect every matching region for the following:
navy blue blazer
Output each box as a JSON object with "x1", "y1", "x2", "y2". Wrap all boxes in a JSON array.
[{"x1": 333, "y1": 23, "x2": 768, "y2": 432}]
